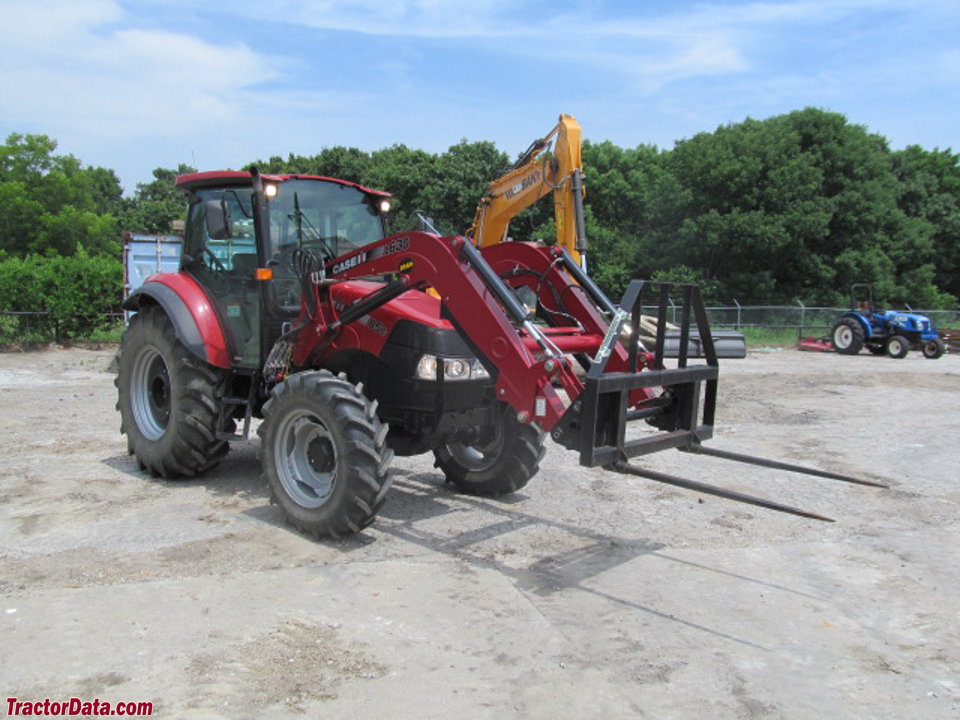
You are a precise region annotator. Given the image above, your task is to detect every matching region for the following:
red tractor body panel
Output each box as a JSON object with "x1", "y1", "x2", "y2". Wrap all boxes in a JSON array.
[
  {"x1": 300, "y1": 281, "x2": 451, "y2": 365},
  {"x1": 135, "y1": 272, "x2": 232, "y2": 369}
]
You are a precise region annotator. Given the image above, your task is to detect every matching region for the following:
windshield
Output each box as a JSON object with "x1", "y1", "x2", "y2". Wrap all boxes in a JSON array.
[{"x1": 268, "y1": 178, "x2": 385, "y2": 261}]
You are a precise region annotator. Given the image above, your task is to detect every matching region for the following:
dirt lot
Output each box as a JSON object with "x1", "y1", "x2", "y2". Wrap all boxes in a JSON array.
[{"x1": 0, "y1": 346, "x2": 958, "y2": 719}]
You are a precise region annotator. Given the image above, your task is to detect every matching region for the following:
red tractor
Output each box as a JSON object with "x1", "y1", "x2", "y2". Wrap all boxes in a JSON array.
[{"x1": 117, "y1": 169, "x2": 879, "y2": 538}]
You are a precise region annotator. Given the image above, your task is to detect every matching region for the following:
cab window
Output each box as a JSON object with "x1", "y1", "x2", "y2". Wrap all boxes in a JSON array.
[{"x1": 184, "y1": 188, "x2": 257, "y2": 275}]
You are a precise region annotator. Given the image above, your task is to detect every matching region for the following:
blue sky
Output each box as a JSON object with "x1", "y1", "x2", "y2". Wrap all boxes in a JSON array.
[{"x1": 1, "y1": 0, "x2": 957, "y2": 194}]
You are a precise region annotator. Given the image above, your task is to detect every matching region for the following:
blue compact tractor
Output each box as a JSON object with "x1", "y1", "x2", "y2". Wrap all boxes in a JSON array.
[{"x1": 831, "y1": 284, "x2": 945, "y2": 359}]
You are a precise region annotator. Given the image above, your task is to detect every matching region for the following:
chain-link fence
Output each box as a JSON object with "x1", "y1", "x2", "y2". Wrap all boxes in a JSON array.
[
  {"x1": 641, "y1": 300, "x2": 960, "y2": 340},
  {"x1": 2, "y1": 303, "x2": 959, "y2": 346}
]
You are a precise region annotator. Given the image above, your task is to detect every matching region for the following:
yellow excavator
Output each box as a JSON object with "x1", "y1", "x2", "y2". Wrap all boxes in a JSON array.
[
  {"x1": 468, "y1": 113, "x2": 746, "y2": 359},
  {"x1": 469, "y1": 113, "x2": 589, "y2": 269}
]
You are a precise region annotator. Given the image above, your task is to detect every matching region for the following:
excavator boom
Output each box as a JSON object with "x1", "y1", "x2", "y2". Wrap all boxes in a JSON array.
[{"x1": 471, "y1": 114, "x2": 587, "y2": 266}]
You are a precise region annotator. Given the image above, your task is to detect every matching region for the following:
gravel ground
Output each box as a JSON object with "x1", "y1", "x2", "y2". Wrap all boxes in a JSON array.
[{"x1": 0, "y1": 346, "x2": 958, "y2": 719}]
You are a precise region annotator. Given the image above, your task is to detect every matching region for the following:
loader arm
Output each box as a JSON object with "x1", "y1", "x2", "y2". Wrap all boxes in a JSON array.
[
  {"x1": 470, "y1": 114, "x2": 587, "y2": 266},
  {"x1": 291, "y1": 230, "x2": 883, "y2": 523},
  {"x1": 294, "y1": 231, "x2": 708, "y2": 448},
  {"x1": 295, "y1": 231, "x2": 586, "y2": 431}
]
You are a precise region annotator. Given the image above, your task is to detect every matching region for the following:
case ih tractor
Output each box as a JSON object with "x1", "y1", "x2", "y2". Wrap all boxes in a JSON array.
[
  {"x1": 831, "y1": 284, "x2": 945, "y2": 359},
  {"x1": 117, "y1": 169, "x2": 880, "y2": 538}
]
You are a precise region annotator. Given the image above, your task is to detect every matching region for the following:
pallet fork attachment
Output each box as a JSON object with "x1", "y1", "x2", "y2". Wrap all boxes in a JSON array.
[{"x1": 553, "y1": 279, "x2": 886, "y2": 522}]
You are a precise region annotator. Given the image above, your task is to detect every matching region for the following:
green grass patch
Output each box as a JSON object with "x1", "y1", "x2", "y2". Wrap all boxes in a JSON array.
[
  {"x1": 733, "y1": 326, "x2": 804, "y2": 347},
  {"x1": 79, "y1": 322, "x2": 125, "y2": 342}
]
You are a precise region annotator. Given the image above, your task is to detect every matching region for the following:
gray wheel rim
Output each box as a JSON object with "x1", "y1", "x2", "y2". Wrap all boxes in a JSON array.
[
  {"x1": 448, "y1": 421, "x2": 505, "y2": 472},
  {"x1": 889, "y1": 339, "x2": 904, "y2": 355},
  {"x1": 130, "y1": 344, "x2": 170, "y2": 441},
  {"x1": 834, "y1": 325, "x2": 852, "y2": 349},
  {"x1": 274, "y1": 410, "x2": 338, "y2": 508}
]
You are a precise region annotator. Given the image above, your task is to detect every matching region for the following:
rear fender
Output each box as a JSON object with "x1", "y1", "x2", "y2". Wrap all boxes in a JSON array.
[
  {"x1": 122, "y1": 273, "x2": 231, "y2": 369},
  {"x1": 841, "y1": 312, "x2": 873, "y2": 339}
]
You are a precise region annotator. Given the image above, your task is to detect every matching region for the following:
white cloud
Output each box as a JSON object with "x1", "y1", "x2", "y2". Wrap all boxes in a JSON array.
[
  {"x1": 0, "y1": 0, "x2": 955, "y2": 187},
  {"x1": 215, "y1": 0, "x2": 520, "y2": 38},
  {"x1": 0, "y1": 0, "x2": 355, "y2": 187},
  {"x1": 0, "y1": 0, "x2": 279, "y2": 136}
]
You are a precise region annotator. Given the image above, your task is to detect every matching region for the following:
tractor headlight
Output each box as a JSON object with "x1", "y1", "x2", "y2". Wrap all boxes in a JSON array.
[
  {"x1": 445, "y1": 358, "x2": 469, "y2": 379},
  {"x1": 415, "y1": 354, "x2": 490, "y2": 381}
]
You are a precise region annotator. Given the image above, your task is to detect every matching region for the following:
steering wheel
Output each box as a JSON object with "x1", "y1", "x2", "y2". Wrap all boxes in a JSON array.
[{"x1": 202, "y1": 247, "x2": 228, "y2": 273}]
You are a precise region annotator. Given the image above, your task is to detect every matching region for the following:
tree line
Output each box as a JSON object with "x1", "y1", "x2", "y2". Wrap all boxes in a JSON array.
[
  {"x1": 249, "y1": 108, "x2": 959, "y2": 308},
  {"x1": 1, "y1": 107, "x2": 958, "y2": 340}
]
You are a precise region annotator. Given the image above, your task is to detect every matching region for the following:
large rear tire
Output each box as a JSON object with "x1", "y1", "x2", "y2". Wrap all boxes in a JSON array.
[
  {"x1": 116, "y1": 306, "x2": 230, "y2": 477},
  {"x1": 433, "y1": 403, "x2": 546, "y2": 496},
  {"x1": 259, "y1": 371, "x2": 393, "y2": 539},
  {"x1": 831, "y1": 318, "x2": 865, "y2": 355}
]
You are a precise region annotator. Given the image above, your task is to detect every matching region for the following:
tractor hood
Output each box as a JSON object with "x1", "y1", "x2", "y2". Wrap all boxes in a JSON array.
[{"x1": 882, "y1": 311, "x2": 933, "y2": 332}]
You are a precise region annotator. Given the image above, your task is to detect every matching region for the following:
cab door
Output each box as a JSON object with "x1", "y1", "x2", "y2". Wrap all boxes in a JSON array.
[{"x1": 183, "y1": 189, "x2": 262, "y2": 368}]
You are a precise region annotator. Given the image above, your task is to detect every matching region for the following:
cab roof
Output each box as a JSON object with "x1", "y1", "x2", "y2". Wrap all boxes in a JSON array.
[{"x1": 175, "y1": 170, "x2": 391, "y2": 197}]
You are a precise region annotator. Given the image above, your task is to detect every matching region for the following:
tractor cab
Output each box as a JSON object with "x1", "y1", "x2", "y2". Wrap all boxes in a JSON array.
[{"x1": 176, "y1": 171, "x2": 391, "y2": 368}]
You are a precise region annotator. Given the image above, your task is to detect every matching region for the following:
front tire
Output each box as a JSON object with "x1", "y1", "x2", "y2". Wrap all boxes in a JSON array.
[
  {"x1": 259, "y1": 371, "x2": 393, "y2": 539},
  {"x1": 886, "y1": 335, "x2": 910, "y2": 359},
  {"x1": 831, "y1": 318, "x2": 865, "y2": 355},
  {"x1": 434, "y1": 403, "x2": 546, "y2": 496},
  {"x1": 922, "y1": 338, "x2": 945, "y2": 359},
  {"x1": 116, "y1": 306, "x2": 231, "y2": 478}
]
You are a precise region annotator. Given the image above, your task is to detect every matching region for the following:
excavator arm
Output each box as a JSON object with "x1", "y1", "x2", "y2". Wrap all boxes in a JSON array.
[{"x1": 470, "y1": 114, "x2": 588, "y2": 267}]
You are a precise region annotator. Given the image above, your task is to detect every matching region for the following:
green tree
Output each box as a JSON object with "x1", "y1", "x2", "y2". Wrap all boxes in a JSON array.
[
  {"x1": 580, "y1": 140, "x2": 682, "y2": 297},
  {"x1": 0, "y1": 133, "x2": 124, "y2": 257},
  {"x1": 0, "y1": 248, "x2": 123, "y2": 340},
  {"x1": 432, "y1": 140, "x2": 510, "y2": 236},
  {"x1": 891, "y1": 145, "x2": 960, "y2": 304},
  {"x1": 120, "y1": 164, "x2": 196, "y2": 234},
  {"x1": 646, "y1": 108, "x2": 948, "y2": 305},
  {"x1": 0, "y1": 181, "x2": 46, "y2": 256}
]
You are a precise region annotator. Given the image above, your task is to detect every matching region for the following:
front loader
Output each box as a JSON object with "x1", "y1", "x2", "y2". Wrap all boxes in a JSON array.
[{"x1": 117, "y1": 169, "x2": 882, "y2": 539}]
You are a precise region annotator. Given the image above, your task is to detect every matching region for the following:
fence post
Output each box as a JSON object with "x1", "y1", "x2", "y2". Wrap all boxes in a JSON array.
[
  {"x1": 798, "y1": 299, "x2": 805, "y2": 341},
  {"x1": 733, "y1": 299, "x2": 741, "y2": 330}
]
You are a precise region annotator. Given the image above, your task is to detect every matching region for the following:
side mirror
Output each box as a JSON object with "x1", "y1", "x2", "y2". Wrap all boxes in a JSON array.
[{"x1": 204, "y1": 199, "x2": 233, "y2": 240}]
